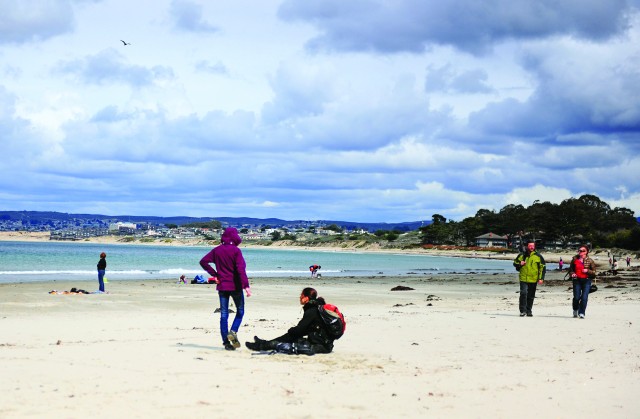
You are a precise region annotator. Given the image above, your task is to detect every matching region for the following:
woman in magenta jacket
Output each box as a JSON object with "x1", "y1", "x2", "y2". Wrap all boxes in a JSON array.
[{"x1": 200, "y1": 228, "x2": 252, "y2": 350}]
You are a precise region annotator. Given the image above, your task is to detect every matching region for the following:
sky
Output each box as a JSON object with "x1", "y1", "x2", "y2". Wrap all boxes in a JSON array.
[{"x1": 1, "y1": 0, "x2": 640, "y2": 223}]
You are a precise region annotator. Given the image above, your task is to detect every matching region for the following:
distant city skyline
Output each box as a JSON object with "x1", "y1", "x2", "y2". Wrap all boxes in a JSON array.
[
  {"x1": 1, "y1": 1, "x2": 639, "y2": 222},
  {"x1": 0, "y1": 210, "x2": 426, "y2": 233}
]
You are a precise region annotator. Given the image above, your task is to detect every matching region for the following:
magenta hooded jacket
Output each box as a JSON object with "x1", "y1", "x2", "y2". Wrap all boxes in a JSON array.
[{"x1": 199, "y1": 228, "x2": 249, "y2": 292}]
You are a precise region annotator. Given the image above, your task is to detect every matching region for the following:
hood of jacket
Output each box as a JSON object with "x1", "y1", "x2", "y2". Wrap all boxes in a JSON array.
[
  {"x1": 221, "y1": 227, "x2": 242, "y2": 245},
  {"x1": 303, "y1": 297, "x2": 326, "y2": 311}
]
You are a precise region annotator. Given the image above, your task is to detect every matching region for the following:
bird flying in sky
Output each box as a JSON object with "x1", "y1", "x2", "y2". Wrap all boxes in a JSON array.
[{"x1": 120, "y1": 40, "x2": 131, "y2": 46}]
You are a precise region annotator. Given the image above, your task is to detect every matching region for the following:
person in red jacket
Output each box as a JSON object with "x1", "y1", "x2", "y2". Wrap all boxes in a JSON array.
[
  {"x1": 569, "y1": 245, "x2": 597, "y2": 319},
  {"x1": 200, "y1": 228, "x2": 252, "y2": 350}
]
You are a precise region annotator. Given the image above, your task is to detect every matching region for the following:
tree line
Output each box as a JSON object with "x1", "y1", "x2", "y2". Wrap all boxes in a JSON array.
[{"x1": 420, "y1": 194, "x2": 640, "y2": 250}]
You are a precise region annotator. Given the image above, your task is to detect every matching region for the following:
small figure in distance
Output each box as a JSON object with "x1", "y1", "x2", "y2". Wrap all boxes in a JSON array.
[
  {"x1": 177, "y1": 274, "x2": 187, "y2": 284},
  {"x1": 97, "y1": 252, "x2": 107, "y2": 293},
  {"x1": 120, "y1": 40, "x2": 131, "y2": 46},
  {"x1": 309, "y1": 264, "x2": 321, "y2": 278}
]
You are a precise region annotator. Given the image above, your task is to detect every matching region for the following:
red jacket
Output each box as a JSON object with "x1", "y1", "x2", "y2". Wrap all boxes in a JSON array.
[{"x1": 569, "y1": 255, "x2": 597, "y2": 279}]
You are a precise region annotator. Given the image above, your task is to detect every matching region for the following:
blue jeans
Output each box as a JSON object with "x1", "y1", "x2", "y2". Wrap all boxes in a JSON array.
[
  {"x1": 97, "y1": 270, "x2": 105, "y2": 292},
  {"x1": 218, "y1": 291, "x2": 245, "y2": 344},
  {"x1": 572, "y1": 278, "x2": 591, "y2": 315}
]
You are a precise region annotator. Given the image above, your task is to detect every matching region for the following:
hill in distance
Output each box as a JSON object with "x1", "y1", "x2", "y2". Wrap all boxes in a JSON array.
[{"x1": 0, "y1": 211, "x2": 427, "y2": 232}]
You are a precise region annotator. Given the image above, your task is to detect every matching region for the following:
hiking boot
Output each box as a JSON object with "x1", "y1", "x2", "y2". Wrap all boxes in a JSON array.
[
  {"x1": 227, "y1": 331, "x2": 241, "y2": 348},
  {"x1": 573, "y1": 310, "x2": 578, "y2": 318},
  {"x1": 245, "y1": 341, "x2": 259, "y2": 351},
  {"x1": 245, "y1": 339, "x2": 276, "y2": 351},
  {"x1": 224, "y1": 342, "x2": 236, "y2": 351}
]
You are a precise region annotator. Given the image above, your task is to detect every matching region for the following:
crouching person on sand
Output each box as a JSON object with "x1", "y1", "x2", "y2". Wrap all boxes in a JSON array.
[{"x1": 246, "y1": 287, "x2": 337, "y2": 355}]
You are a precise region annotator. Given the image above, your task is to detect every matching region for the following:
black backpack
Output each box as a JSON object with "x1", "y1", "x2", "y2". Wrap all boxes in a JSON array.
[{"x1": 318, "y1": 304, "x2": 346, "y2": 340}]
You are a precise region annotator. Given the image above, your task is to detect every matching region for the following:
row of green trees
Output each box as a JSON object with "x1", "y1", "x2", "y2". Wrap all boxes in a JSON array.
[{"x1": 420, "y1": 194, "x2": 640, "y2": 250}]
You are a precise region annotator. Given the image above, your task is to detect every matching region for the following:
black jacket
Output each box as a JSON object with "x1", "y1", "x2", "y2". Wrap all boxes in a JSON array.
[
  {"x1": 97, "y1": 258, "x2": 106, "y2": 270},
  {"x1": 285, "y1": 298, "x2": 333, "y2": 350}
]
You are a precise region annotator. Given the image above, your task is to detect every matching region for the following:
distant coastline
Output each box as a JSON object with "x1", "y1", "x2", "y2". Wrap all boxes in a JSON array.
[{"x1": 2, "y1": 231, "x2": 632, "y2": 265}]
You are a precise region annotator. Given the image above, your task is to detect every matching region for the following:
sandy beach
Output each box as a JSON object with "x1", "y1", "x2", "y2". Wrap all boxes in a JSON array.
[{"x1": 1, "y1": 267, "x2": 639, "y2": 418}]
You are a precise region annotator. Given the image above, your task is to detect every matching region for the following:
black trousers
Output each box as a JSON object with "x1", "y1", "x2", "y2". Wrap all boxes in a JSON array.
[
  {"x1": 272, "y1": 333, "x2": 331, "y2": 355},
  {"x1": 519, "y1": 281, "x2": 537, "y2": 314}
]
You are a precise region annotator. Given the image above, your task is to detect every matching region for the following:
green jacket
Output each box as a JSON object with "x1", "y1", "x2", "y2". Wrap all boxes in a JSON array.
[{"x1": 513, "y1": 251, "x2": 546, "y2": 283}]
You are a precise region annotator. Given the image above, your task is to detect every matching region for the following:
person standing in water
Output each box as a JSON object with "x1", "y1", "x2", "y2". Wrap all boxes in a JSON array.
[{"x1": 309, "y1": 264, "x2": 321, "y2": 278}]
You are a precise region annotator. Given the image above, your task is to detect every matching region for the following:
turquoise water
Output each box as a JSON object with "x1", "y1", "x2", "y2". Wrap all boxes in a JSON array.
[{"x1": 0, "y1": 241, "x2": 513, "y2": 283}]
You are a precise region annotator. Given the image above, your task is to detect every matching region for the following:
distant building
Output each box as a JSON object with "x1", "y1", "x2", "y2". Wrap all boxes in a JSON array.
[
  {"x1": 475, "y1": 232, "x2": 508, "y2": 248},
  {"x1": 109, "y1": 222, "x2": 137, "y2": 235}
]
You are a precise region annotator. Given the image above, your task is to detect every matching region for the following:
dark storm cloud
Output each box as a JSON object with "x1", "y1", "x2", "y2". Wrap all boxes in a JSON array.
[
  {"x1": 468, "y1": 56, "x2": 640, "y2": 142},
  {"x1": 278, "y1": 0, "x2": 636, "y2": 54}
]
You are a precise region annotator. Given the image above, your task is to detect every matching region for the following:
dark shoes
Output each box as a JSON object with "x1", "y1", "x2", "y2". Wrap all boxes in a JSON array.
[
  {"x1": 526, "y1": 312, "x2": 533, "y2": 317},
  {"x1": 245, "y1": 336, "x2": 275, "y2": 351},
  {"x1": 520, "y1": 312, "x2": 526, "y2": 317},
  {"x1": 224, "y1": 342, "x2": 236, "y2": 351}
]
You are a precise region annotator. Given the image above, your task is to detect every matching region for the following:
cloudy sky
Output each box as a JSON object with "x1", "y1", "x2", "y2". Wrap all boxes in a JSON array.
[{"x1": 1, "y1": 0, "x2": 639, "y2": 223}]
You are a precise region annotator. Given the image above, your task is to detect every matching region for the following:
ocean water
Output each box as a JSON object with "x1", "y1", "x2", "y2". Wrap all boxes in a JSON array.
[{"x1": 0, "y1": 241, "x2": 513, "y2": 283}]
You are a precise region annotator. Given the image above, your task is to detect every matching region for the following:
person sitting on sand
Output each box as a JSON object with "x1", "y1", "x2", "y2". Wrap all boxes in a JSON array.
[
  {"x1": 199, "y1": 227, "x2": 252, "y2": 351},
  {"x1": 245, "y1": 287, "x2": 334, "y2": 355}
]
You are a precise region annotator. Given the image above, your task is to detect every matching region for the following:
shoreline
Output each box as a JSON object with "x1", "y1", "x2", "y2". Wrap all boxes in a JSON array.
[{"x1": 0, "y1": 231, "x2": 636, "y2": 265}]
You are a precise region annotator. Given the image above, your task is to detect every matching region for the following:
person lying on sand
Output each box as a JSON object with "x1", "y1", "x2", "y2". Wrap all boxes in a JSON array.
[{"x1": 48, "y1": 288, "x2": 92, "y2": 294}]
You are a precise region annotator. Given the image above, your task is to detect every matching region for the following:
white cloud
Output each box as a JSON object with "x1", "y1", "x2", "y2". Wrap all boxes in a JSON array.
[
  {"x1": 0, "y1": 0, "x2": 638, "y2": 222},
  {"x1": 0, "y1": 0, "x2": 75, "y2": 44},
  {"x1": 169, "y1": 0, "x2": 219, "y2": 33}
]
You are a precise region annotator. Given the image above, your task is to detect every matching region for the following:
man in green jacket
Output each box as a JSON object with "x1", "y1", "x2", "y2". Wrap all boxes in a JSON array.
[{"x1": 513, "y1": 241, "x2": 546, "y2": 317}]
